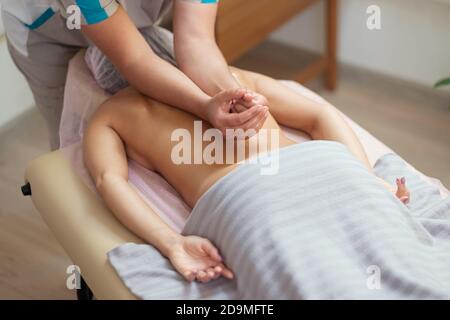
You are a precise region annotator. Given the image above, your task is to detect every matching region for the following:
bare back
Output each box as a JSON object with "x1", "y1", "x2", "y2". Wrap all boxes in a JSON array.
[{"x1": 90, "y1": 88, "x2": 296, "y2": 207}]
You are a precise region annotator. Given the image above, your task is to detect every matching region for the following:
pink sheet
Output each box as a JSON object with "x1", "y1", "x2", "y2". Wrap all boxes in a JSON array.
[{"x1": 60, "y1": 52, "x2": 448, "y2": 233}]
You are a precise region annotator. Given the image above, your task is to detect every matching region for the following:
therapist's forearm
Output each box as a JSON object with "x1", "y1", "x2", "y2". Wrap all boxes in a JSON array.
[
  {"x1": 176, "y1": 38, "x2": 241, "y2": 96},
  {"x1": 120, "y1": 50, "x2": 210, "y2": 120},
  {"x1": 82, "y1": 7, "x2": 210, "y2": 120}
]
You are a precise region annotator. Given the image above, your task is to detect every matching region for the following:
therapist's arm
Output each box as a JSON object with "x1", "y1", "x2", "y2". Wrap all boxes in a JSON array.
[
  {"x1": 173, "y1": 1, "x2": 269, "y2": 128},
  {"x1": 81, "y1": 6, "x2": 260, "y2": 132},
  {"x1": 82, "y1": 7, "x2": 209, "y2": 118},
  {"x1": 173, "y1": 1, "x2": 240, "y2": 96}
]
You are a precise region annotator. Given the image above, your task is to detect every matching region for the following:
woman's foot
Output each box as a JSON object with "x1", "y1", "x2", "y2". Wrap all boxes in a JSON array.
[
  {"x1": 395, "y1": 177, "x2": 410, "y2": 204},
  {"x1": 376, "y1": 177, "x2": 410, "y2": 205}
]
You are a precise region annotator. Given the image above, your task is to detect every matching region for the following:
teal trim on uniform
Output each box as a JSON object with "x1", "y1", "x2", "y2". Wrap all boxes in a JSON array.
[
  {"x1": 201, "y1": 0, "x2": 218, "y2": 3},
  {"x1": 24, "y1": 8, "x2": 55, "y2": 30},
  {"x1": 76, "y1": 0, "x2": 109, "y2": 25}
]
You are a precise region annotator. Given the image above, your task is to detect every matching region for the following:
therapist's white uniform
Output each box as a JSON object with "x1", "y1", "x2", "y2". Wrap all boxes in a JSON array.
[{"x1": 0, "y1": 0, "x2": 216, "y2": 149}]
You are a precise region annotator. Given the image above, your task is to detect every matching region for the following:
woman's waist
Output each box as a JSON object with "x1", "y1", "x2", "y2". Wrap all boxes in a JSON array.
[{"x1": 187, "y1": 138, "x2": 298, "y2": 206}]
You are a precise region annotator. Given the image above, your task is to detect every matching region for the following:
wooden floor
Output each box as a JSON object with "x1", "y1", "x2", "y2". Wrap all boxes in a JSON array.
[
  {"x1": 0, "y1": 113, "x2": 75, "y2": 300},
  {"x1": 0, "y1": 40, "x2": 449, "y2": 299}
]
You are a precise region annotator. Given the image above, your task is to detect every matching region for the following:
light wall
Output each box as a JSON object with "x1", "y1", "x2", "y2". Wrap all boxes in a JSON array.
[
  {"x1": 0, "y1": 8, "x2": 4, "y2": 34},
  {"x1": 0, "y1": 7, "x2": 35, "y2": 130},
  {"x1": 270, "y1": 0, "x2": 450, "y2": 89}
]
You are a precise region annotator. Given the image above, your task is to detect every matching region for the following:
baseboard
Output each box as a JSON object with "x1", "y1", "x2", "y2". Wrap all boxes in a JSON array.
[{"x1": 339, "y1": 61, "x2": 450, "y2": 98}]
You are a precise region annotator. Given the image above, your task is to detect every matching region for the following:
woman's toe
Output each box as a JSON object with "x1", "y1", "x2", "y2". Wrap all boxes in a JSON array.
[{"x1": 400, "y1": 195, "x2": 410, "y2": 204}]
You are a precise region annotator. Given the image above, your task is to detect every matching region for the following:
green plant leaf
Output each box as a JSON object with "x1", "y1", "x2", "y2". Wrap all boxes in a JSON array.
[{"x1": 434, "y1": 77, "x2": 450, "y2": 88}]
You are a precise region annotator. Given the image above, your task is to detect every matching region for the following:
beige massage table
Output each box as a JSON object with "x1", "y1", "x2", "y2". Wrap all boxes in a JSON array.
[
  {"x1": 24, "y1": 108, "x2": 447, "y2": 300},
  {"x1": 24, "y1": 132, "x2": 449, "y2": 300}
]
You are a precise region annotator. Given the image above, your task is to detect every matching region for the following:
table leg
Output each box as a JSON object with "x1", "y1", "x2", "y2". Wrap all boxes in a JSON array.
[{"x1": 325, "y1": 0, "x2": 338, "y2": 90}]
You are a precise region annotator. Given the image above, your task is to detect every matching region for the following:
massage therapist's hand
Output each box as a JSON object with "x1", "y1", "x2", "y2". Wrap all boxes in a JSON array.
[
  {"x1": 168, "y1": 235, "x2": 234, "y2": 283},
  {"x1": 205, "y1": 88, "x2": 269, "y2": 137},
  {"x1": 231, "y1": 91, "x2": 269, "y2": 137},
  {"x1": 231, "y1": 91, "x2": 269, "y2": 114}
]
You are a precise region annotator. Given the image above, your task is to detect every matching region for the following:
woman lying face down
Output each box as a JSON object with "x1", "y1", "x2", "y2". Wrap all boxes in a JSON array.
[{"x1": 83, "y1": 66, "x2": 410, "y2": 283}]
